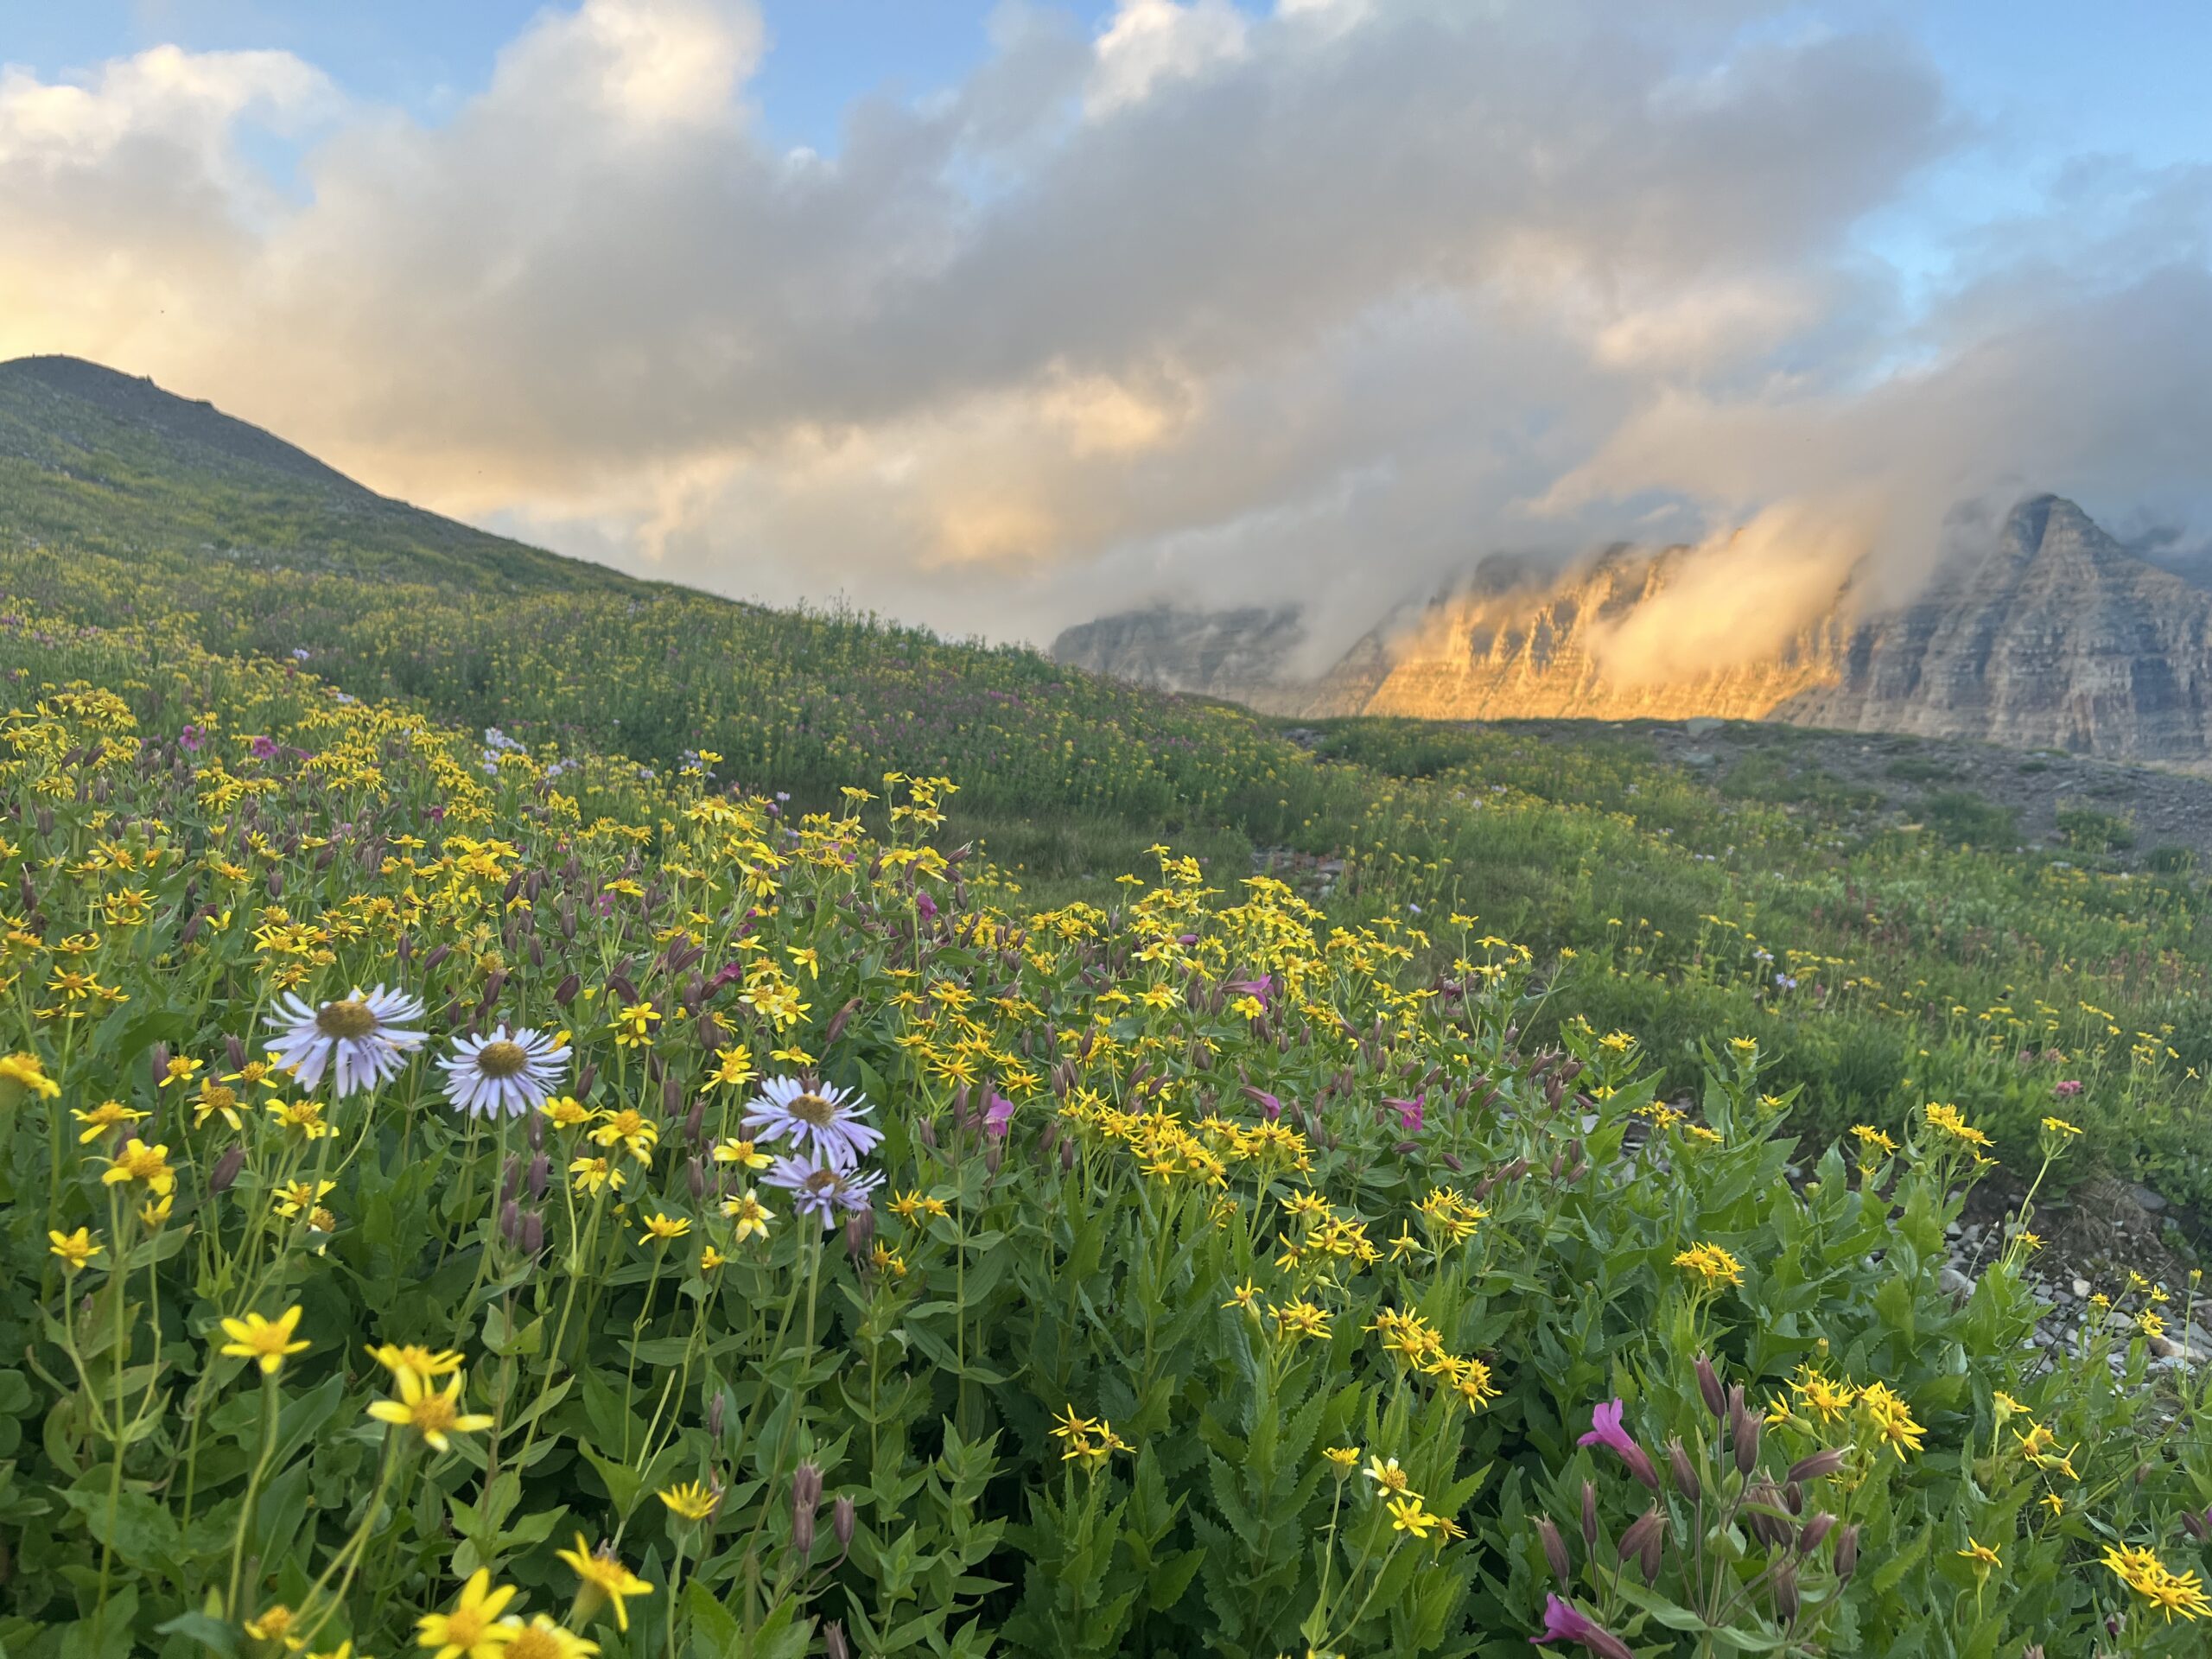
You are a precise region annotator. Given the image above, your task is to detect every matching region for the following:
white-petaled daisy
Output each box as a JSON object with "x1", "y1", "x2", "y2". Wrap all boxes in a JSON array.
[
  {"x1": 439, "y1": 1024, "x2": 570, "y2": 1119},
  {"x1": 741, "y1": 1076, "x2": 883, "y2": 1173},
  {"x1": 266, "y1": 985, "x2": 428, "y2": 1098}
]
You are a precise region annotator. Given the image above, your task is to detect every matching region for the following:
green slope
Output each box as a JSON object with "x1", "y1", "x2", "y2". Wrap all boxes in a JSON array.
[
  {"x1": 0, "y1": 355, "x2": 644, "y2": 593},
  {"x1": 3, "y1": 356, "x2": 2212, "y2": 1211}
]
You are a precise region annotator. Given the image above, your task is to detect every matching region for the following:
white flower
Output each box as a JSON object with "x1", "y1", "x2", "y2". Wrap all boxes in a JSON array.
[
  {"x1": 266, "y1": 985, "x2": 427, "y2": 1097},
  {"x1": 439, "y1": 1024, "x2": 570, "y2": 1119}
]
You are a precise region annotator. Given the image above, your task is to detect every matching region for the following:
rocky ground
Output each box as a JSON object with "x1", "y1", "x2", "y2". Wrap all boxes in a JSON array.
[{"x1": 1630, "y1": 717, "x2": 2212, "y2": 868}]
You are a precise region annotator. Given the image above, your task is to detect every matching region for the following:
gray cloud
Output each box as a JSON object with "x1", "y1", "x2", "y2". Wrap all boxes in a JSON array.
[{"x1": 0, "y1": 0, "x2": 2204, "y2": 648}]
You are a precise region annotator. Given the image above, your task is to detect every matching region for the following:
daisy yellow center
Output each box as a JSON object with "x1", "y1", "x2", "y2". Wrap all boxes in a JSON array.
[
  {"x1": 506, "y1": 1630, "x2": 562, "y2": 1659},
  {"x1": 316, "y1": 1000, "x2": 378, "y2": 1039},
  {"x1": 442, "y1": 1605, "x2": 489, "y2": 1645},
  {"x1": 410, "y1": 1390, "x2": 459, "y2": 1433},
  {"x1": 476, "y1": 1039, "x2": 529, "y2": 1078},
  {"x1": 788, "y1": 1091, "x2": 836, "y2": 1126},
  {"x1": 120, "y1": 1147, "x2": 166, "y2": 1179},
  {"x1": 200, "y1": 1084, "x2": 238, "y2": 1112}
]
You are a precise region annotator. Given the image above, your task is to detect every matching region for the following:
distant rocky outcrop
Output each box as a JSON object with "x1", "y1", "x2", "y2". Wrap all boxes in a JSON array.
[{"x1": 1050, "y1": 497, "x2": 2212, "y2": 767}]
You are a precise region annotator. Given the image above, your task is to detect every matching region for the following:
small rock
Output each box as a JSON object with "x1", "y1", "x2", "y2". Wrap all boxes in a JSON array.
[
  {"x1": 2132, "y1": 1184, "x2": 2169, "y2": 1212},
  {"x1": 1685, "y1": 716, "x2": 1725, "y2": 737},
  {"x1": 1939, "y1": 1266, "x2": 1975, "y2": 1301},
  {"x1": 2072, "y1": 1277, "x2": 2092, "y2": 1299}
]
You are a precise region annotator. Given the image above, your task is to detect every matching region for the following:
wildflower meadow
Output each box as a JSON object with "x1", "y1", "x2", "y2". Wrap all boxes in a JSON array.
[{"x1": 3, "y1": 600, "x2": 2212, "y2": 1658}]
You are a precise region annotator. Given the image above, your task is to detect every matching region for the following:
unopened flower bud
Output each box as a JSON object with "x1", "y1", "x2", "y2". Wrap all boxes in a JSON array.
[
  {"x1": 1580, "y1": 1479, "x2": 1599, "y2": 1549},
  {"x1": 1696, "y1": 1353, "x2": 1726, "y2": 1419},
  {"x1": 1535, "y1": 1516, "x2": 1572, "y2": 1587},
  {"x1": 709, "y1": 1390, "x2": 728, "y2": 1439},
  {"x1": 225, "y1": 1033, "x2": 247, "y2": 1070},
  {"x1": 527, "y1": 1152, "x2": 550, "y2": 1199},
  {"x1": 1786, "y1": 1445, "x2": 1847, "y2": 1485},
  {"x1": 1733, "y1": 1409, "x2": 1760, "y2": 1478},
  {"x1": 555, "y1": 972, "x2": 580, "y2": 1007},
  {"x1": 210, "y1": 1144, "x2": 246, "y2": 1193},
  {"x1": 576, "y1": 1060, "x2": 597, "y2": 1096},
  {"x1": 1618, "y1": 1507, "x2": 1662, "y2": 1581},
  {"x1": 1773, "y1": 1558, "x2": 1799, "y2": 1624},
  {"x1": 1667, "y1": 1437, "x2": 1700, "y2": 1502},
  {"x1": 501, "y1": 1198, "x2": 521, "y2": 1246},
  {"x1": 1742, "y1": 1478, "x2": 1792, "y2": 1548},
  {"x1": 149, "y1": 1043, "x2": 171, "y2": 1092},
  {"x1": 1796, "y1": 1513, "x2": 1836, "y2": 1555},
  {"x1": 823, "y1": 1623, "x2": 849, "y2": 1659},
  {"x1": 833, "y1": 1495, "x2": 856, "y2": 1552},
  {"x1": 501, "y1": 1155, "x2": 523, "y2": 1203},
  {"x1": 1834, "y1": 1523, "x2": 1859, "y2": 1581},
  {"x1": 791, "y1": 1462, "x2": 823, "y2": 1557},
  {"x1": 527, "y1": 1109, "x2": 547, "y2": 1151}
]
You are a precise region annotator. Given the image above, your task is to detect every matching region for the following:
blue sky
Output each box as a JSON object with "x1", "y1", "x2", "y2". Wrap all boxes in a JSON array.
[{"x1": 3, "y1": 2, "x2": 2203, "y2": 170}]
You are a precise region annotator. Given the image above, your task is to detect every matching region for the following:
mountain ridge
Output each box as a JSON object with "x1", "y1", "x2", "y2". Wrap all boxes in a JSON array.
[
  {"x1": 0, "y1": 354, "x2": 645, "y2": 594},
  {"x1": 1053, "y1": 496, "x2": 2212, "y2": 768}
]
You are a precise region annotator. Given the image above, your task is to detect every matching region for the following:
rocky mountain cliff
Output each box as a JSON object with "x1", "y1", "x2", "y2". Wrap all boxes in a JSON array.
[{"x1": 1051, "y1": 497, "x2": 2212, "y2": 766}]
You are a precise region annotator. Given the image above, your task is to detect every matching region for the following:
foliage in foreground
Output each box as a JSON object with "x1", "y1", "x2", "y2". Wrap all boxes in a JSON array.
[{"x1": 5, "y1": 641, "x2": 2212, "y2": 1657}]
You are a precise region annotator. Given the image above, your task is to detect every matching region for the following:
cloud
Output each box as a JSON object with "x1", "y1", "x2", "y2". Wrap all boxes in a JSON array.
[{"x1": 0, "y1": 0, "x2": 2205, "y2": 649}]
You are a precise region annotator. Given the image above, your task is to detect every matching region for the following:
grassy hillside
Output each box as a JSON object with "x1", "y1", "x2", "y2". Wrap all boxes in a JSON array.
[
  {"x1": 2, "y1": 357, "x2": 2210, "y2": 1212},
  {"x1": 0, "y1": 356, "x2": 644, "y2": 592}
]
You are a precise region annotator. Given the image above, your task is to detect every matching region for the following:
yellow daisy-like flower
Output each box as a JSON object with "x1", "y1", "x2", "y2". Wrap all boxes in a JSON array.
[
  {"x1": 219, "y1": 1306, "x2": 310, "y2": 1376},
  {"x1": 721, "y1": 1188, "x2": 772, "y2": 1243},
  {"x1": 497, "y1": 1615, "x2": 599, "y2": 1659},
  {"x1": 541, "y1": 1095, "x2": 592, "y2": 1131},
  {"x1": 1957, "y1": 1537, "x2": 2000, "y2": 1568},
  {"x1": 0, "y1": 1052, "x2": 61, "y2": 1101},
  {"x1": 70, "y1": 1098, "x2": 148, "y2": 1142},
  {"x1": 100, "y1": 1137, "x2": 175, "y2": 1196},
  {"x1": 608, "y1": 1001, "x2": 660, "y2": 1049},
  {"x1": 48, "y1": 1227, "x2": 101, "y2": 1272},
  {"x1": 367, "y1": 1341, "x2": 467, "y2": 1388},
  {"x1": 1363, "y1": 1455, "x2": 1414, "y2": 1497},
  {"x1": 1672, "y1": 1243, "x2": 1745, "y2": 1292},
  {"x1": 1322, "y1": 1446, "x2": 1361, "y2": 1472},
  {"x1": 569, "y1": 1156, "x2": 624, "y2": 1195},
  {"x1": 368, "y1": 1369, "x2": 495, "y2": 1453},
  {"x1": 656, "y1": 1481, "x2": 721, "y2": 1522},
  {"x1": 708, "y1": 1046, "x2": 757, "y2": 1089},
  {"x1": 555, "y1": 1534, "x2": 654, "y2": 1633},
  {"x1": 711, "y1": 1136, "x2": 772, "y2": 1170},
  {"x1": 416, "y1": 1567, "x2": 518, "y2": 1659},
  {"x1": 243, "y1": 1603, "x2": 302, "y2": 1649},
  {"x1": 639, "y1": 1212, "x2": 690, "y2": 1244},
  {"x1": 1386, "y1": 1495, "x2": 1440, "y2": 1539}
]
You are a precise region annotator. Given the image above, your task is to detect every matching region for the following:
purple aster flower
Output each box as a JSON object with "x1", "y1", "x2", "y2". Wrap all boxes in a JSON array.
[
  {"x1": 743, "y1": 1076, "x2": 884, "y2": 1172},
  {"x1": 763, "y1": 1149, "x2": 886, "y2": 1230},
  {"x1": 1531, "y1": 1594, "x2": 1633, "y2": 1659},
  {"x1": 267, "y1": 984, "x2": 427, "y2": 1097},
  {"x1": 438, "y1": 1023, "x2": 569, "y2": 1119}
]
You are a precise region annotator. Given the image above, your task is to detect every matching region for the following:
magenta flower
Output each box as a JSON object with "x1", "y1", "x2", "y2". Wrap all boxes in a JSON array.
[
  {"x1": 1578, "y1": 1399, "x2": 1635, "y2": 1458},
  {"x1": 915, "y1": 890, "x2": 938, "y2": 921},
  {"x1": 1387, "y1": 1093, "x2": 1425, "y2": 1134},
  {"x1": 2053, "y1": 1078, "x2": 2083, "y2": 1097},
  {"x1": 983, "y1": 1091, "x2": 1015, "y2": 1138},
  {"x1": 1229, "y1": 976, "x2": 1274, "y2": 998},
  {"x1": 1530, "y1": 1595, "x2": 1634, "y2": 1658},
  {"x1": 1241, "y1": 1085, "x2": 1282, "y2": 1122},
  {"x1": 1578, "y1": 1399, "x2": 1661, "y2": 1491},
  {"x1": 248, "y1": 734, "x2": 279, "y2": 760}
]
